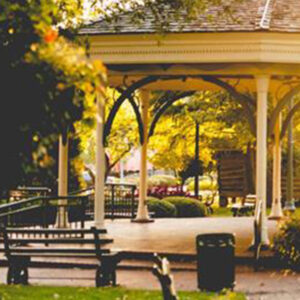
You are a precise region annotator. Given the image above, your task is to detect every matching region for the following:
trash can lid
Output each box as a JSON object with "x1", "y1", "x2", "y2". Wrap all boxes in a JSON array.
[{"x1": 196, "y1": 233, "x2": 235, "y2": 247}]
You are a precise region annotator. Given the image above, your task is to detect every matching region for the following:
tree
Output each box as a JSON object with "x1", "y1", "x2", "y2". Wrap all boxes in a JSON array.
[
  {"x1": 148, "y1": 91, "x2": 254, "y2": 188},
  {"x1": 99, "y1": 0, "x2": 244, "y2": 33},
  {"x1": 77, "y1": 88, "x2": 139, "y2": 180},
  {"x1": 0, "y1": 0, "x2": 246, "y2": 196},
  {"x1": 0, "y1": 0, "x2": 106, "y2": 195}
]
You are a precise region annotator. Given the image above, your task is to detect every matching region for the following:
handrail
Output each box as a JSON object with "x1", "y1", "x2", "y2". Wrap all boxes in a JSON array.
[
  {"x1": 0, "y1": 183, "x2": 138, "y2": 225},
  {"x1": 0, "y1": 195, "x2": 89, "y2": 228},
  {"x1": 69, "y1": 187, "x2": 94, "y2": 196},
  {"x1": 69, "y1": 183, "x2": 137, "y2": 197},
  {"x1": 0, "y1": 205, "x2": 41, "y2": 218},
  {"x1": 106, "y1": 183, "x2": 136, "y2": 188},
  {"x1": 0, "y1": 195, "x2": 88, "y2": 211},
  {"x1": 14, "y1": 186, "x2": 51, "y2": 192}
]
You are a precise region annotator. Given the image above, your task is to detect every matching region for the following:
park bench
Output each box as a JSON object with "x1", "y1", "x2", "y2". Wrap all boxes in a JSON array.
[
  {"x1": 231, "y1": 195, "x2": 256, "y2": 217},
  {"x1": 0, "y1": 227, "x2": 121, "y2": 286},
  {"x1": 9, "y1": 187, "x2": 51, "y2": 202}
]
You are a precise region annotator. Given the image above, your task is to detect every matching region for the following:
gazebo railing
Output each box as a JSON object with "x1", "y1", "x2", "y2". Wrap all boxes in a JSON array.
[
  {"x1": 0, "y1": 195, "x2": 88, "y2": 228},
  {"x1": 71, "y1": 183, "x2": 137, "y2": 220},
  {"x1": 104, "y1": 183, "x2": 137, "y2": 219},
  {"x1": 0, "y1": 183, "x2": 138, "y2": 228}
]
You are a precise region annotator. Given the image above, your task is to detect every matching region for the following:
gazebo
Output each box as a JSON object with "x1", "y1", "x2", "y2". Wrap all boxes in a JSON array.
[{"x1": 55, "y1": 0, "x2": 300, "y2": 246}]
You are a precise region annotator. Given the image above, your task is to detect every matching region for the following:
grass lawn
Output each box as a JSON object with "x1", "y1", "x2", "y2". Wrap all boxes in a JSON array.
[
  {"x1": 211, "y1": 206, "x2": 233, "y2": 217},
  {"x1": 0, "y1": 285, "x2": 246, "y2": 300},
  {"x1": 212, "y1": 204, "x2": 300, "y2": 218}
]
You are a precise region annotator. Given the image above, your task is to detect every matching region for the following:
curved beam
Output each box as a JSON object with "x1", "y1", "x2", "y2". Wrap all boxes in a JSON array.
[
  {"x1": 201, "y1": 76, "x2": 256, "y2": 107},
  {"x1": 148, "y1": 91, "x2": 196, "y2": 138},
  {"x1": 114, "y1": 87, "x2": 144, "y2": 145},
  {"x1": 104, "y1": 74, "x2": 192, "y2": 145},
  {"x1": 127, "y1": 94, "x2": 144, "y2": 145},
  {"x1": 104, "y1": 75, "x2": 161, "y2": 145},
  {"x1": 201, "y1": 76, "x2": 256, "y2": 135},
  {"x1": 269, "y1": 84, "x2": 300, "y2": 138},
  {"x1": 280, "y1": 100, "x2": 300, "y2": 140}
]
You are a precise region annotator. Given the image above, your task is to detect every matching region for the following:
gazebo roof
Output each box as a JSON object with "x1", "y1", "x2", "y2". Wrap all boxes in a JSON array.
[{"x1": 80, "y1": 0, "x2": 300, "y2": 35}]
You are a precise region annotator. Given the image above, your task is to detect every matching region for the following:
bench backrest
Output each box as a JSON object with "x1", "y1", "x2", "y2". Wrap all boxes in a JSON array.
[
  {"x1": 244, "y1": 195, "x2": 256, "y2": 205},
  {"x1": 0, "y1": 227, "x2": 112, "y2": 259}
]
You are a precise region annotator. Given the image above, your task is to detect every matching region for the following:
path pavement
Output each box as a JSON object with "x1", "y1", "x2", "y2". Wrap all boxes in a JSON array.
[
  {"x1": 0, "y1": 217, "x2": 288, "y2": 299},
  {"x1": 0, "y1": 266, "x2": 299, "y2": 299},
  {"x1": 102, "y1": 217, "x2": 279, "y2": 257}
]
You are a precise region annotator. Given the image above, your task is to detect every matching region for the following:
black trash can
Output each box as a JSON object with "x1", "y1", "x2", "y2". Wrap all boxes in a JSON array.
[{"x1": 196, "y1": 233, "x2": 235, "y2": 292}]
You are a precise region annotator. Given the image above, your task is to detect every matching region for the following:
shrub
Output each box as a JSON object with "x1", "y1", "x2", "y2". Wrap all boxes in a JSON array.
[
  {"x1": 186, "y1": 177, "x2": 217, "y2": 192},
  {"x1": 147, "y1": 197, "x2": 177, "y2": 218},
  {"x1": 163, "y1": 196, "x2": 207, "y2": 217},
  {"x1": 273, "y1": 216, "x2": 300, "y2": 270},
  {"x1": 147, "y1": 175, "x2": 179, "y2": 188}
]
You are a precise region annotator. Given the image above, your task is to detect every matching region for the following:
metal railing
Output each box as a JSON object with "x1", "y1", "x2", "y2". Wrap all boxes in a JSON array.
[
  {"x1": 0, "y1": 196, "x2": 88, "y2": 228},
  {"x1": 71, "y1": 183, "x2": 137, "y2": 220},
  {"x1": 105, "y1": 183, "x2": 137, "y2": 219},
  {"x1": 0, "y1": 183, "x2": 138, "y2": 229}
]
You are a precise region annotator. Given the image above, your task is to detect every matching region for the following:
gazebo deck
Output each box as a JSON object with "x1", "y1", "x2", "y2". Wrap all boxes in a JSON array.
[{"x1": 102, "y1": 217, "x2": 279, "y2": 258}]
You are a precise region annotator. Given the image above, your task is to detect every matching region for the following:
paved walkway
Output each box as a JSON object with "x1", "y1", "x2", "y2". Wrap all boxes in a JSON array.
[
  {"x1": 101, "y1": 217, "x2": 279, "y2": 257},
  {"x1": 0, "y1": 217, "x2": 289, "y2": 299},
  {"x1": 0, "y1": 266, "x2": 299, "y2": 300}
]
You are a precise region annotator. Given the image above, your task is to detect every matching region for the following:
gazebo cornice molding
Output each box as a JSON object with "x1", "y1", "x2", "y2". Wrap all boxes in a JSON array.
[{"x1": 89, "y1": 32, "x2": 300, "y2": 66}]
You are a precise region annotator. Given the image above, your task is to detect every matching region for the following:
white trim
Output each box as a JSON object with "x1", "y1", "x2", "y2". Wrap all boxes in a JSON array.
[{"x1": 89, "y1": 32, "x2": 300, "y2": 65}]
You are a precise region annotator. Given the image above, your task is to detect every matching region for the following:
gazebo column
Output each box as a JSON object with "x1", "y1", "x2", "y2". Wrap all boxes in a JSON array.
[
  {"x1": 269, "y1": 108, "x2": 283, "y2": 219},
  {"x1": 94, "y1": 92, "x2": 106, "y2": 229},
  {"x1": 57, "y1": 134, "x2": 69, "y2": 228},
  {"x1": 284, "y1": 98, "x2": 296, "y2": 211},
  {"x1": 255, "y1": 75, "x2": 270, "y2": 246},
  {"x1": 134, "y1": 90, "x2": 153, "y2": 223}
]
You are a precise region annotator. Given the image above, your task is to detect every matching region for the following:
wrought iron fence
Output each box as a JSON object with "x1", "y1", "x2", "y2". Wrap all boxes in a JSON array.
[
  {"x1": 78, "y1": 183, "x2": 138, "y2": 220},
  {"x1": 0, "y1": 183, "x2": 138, "y2": 228},
  {"x1": 104, "y1": 183, "x2": 137, "y2": 219}
]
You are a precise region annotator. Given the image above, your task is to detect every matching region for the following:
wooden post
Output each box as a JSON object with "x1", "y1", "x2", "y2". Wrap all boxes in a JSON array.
[
  {"x1": 133, "y1": 90, "x2": 153, "y2": 222},
  {"x1": 94, "y1": 92, "x2": 106, "y2": 228},
  {"x1": 57, "y1": 134, "x2": 69, "y2": 228},
  {"x1": 255, "y1": 75, "x2": 270, "y2": 246}
]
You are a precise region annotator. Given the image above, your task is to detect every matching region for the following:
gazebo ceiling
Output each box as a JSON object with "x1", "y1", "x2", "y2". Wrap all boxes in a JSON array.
[{"x1": 80, "y1": 0, "x2": 300, "y2": 94}]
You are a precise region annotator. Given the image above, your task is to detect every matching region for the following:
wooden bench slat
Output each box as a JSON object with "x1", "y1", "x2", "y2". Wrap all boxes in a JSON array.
[
  {"x1": 4, "y1": 228, "x2": 107, "y2": 234},
  {"x1": 0, "y1": 238, "x2": 113, "y2": 245},
  {"x1": 0, "y1": 226, "x2": 119, "y2": 287},
  {"x1": 8, "y1": 253, "x2": 106, "y2": 258},
  {"x1": 6, "y1": 248, "x2": 110, "y2": 254}
]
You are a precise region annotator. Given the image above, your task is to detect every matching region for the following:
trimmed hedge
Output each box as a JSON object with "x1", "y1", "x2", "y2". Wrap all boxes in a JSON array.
[
  {"x1": 273, "y1": 216, "x2": 300, "y2": 270},
  {"x1": 147, "y1": 197, "x2": 177, "y2": 218},
  {"x1": 186, "y1": 177, "x2": 217, "y2": 192},
  {"x1": 147, "y1": 175, "x2": 179, "y2": 188},
  {"x1": 162, "y1": 196, "x2": 207, "y2": 218}
]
